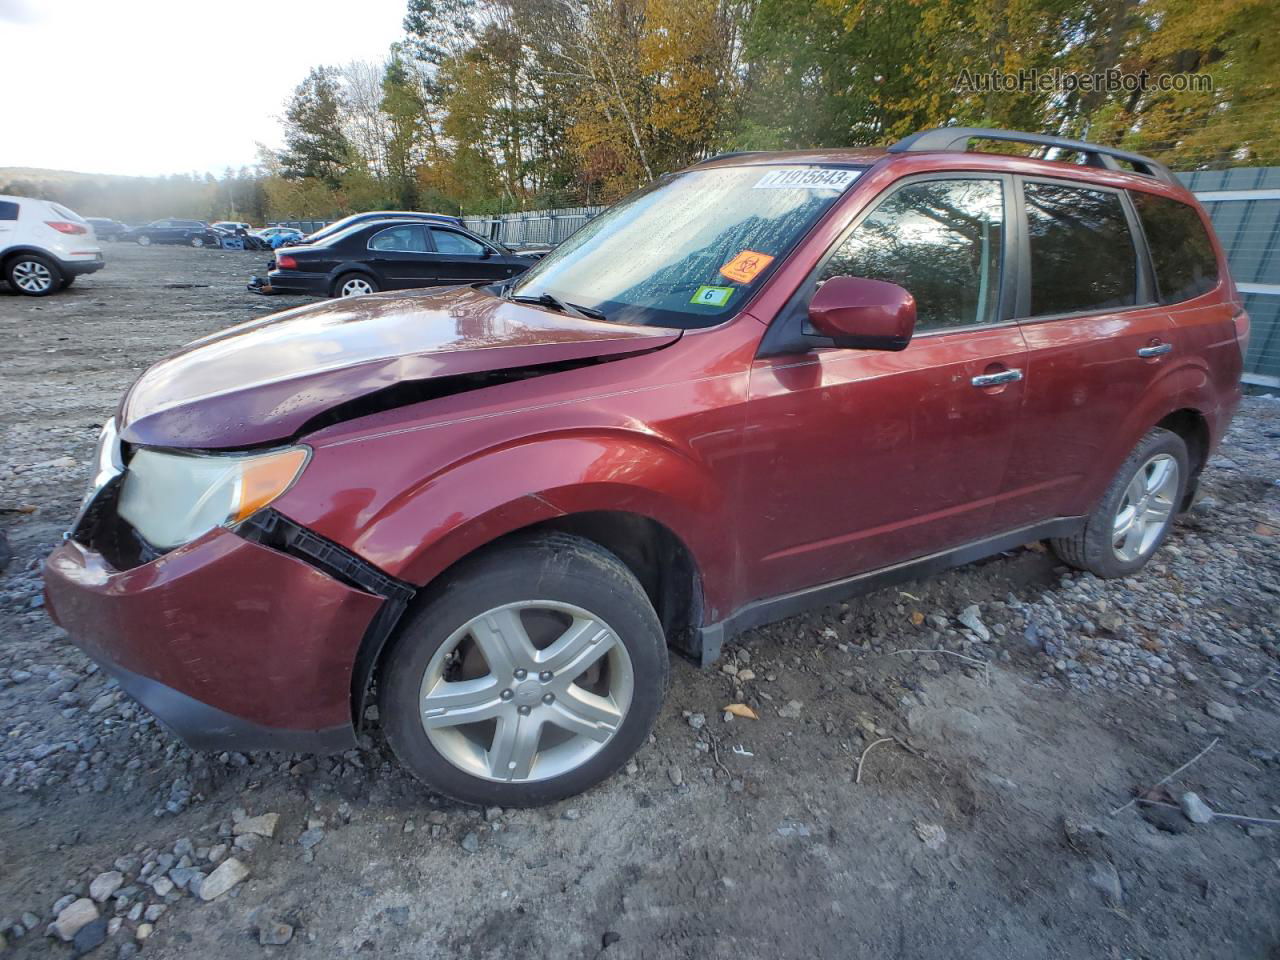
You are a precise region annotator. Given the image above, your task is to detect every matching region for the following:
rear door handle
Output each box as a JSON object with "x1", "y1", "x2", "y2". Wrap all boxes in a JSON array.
[
  {"x1": 971, "y1": 369, "x2": 1023, "y2": 388},
  {"x1": 1137, "y1": 343, "x2": 1173, "y2": 358}
]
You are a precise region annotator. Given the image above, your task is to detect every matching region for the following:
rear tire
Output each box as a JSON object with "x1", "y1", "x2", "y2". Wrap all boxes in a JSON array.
[
  {"x1": 6, "y1": 253, "x2": 62, "y2": 296},
  {"x1": 1051, "y1": 427, "x2": 1188, "y2": 577},
  {"x1": 190, "y1": 235, "x2": 205, "y2": 248},
  {"x1": 137, "y1": 235, "x2": 151, "y2": 246},
  {"x1": 333, "y1": 273, "x2": 378, "y2": 298},
  {"x1": 59, "y1": 276, "x2": 75, "y2": 289},
  {"x1": 379, "y1": 533, "x2": 669, "y2": 807}
]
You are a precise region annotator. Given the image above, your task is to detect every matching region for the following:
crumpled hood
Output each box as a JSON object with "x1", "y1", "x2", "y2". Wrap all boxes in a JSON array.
[{"x1": 119, "y1": 286, "x2": 681, "y2": 449}]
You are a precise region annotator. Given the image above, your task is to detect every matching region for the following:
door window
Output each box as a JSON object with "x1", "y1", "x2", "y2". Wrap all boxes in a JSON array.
[
  {"x1": 431, "y1": 228, "x2": 486, "y2": 256},
  {"x1": 1023, "y1": 182, "x2": 1137, "y2": 316},
  {"x1": 368, "y1": 224, "x2": 429, "y2": 252},
  {"x1": 1129, "y1": 191, "x2": 1218, "y2": 304},
  {"x1": 0, "y1": 201, "x2": 18, "y2": 220},
  {"x1": 817, "y1": 178, "x2": 1004, "y2": 332}
]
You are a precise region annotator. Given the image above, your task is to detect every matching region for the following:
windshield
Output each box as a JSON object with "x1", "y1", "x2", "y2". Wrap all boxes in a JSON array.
[{"x1": 509, "y1": 165, "x2": 862, "y2": 328}]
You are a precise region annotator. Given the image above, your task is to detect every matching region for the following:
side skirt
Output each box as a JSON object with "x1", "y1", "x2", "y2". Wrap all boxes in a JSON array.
[{"x1": 693, "y1": 517, "x2": 1084, "y2": 666}]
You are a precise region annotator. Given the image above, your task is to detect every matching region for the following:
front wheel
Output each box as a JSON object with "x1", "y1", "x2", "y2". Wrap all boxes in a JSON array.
[
  {"x1": 379, "y1": 533, "x2": 669, "y2": 807},
  {"x1": 333, "y1": 273, "x2": 378, "y2": 298},
  {"x1": 137, "y1": 235, "x2": 151, "y2": 246},
  {"x1": 1051, "y1": 427, "x2": 1188, "y2": 577},
  {"x1": 190, "y1": 235, "x2": 205, "y2": 248}
]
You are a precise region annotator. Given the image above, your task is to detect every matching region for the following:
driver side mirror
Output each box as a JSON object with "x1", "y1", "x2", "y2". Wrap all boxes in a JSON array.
[{"x1": 806, "y1": 276, "x2": 916, "y2": 351}]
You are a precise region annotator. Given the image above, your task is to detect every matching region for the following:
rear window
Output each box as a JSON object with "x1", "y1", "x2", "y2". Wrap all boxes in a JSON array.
[
  {"x1": 1130, "y1": 192, "x2": 1219, "y2": 303},
  {"x1": 50, "y1": 202, "x2": 85, "y2": 222},
  {"x1": 1024, "y1": 182, "x2": 1137, "y2": 317},
  {"x1": 0, "y1": 201, "x2": 17, "y2": 221}
]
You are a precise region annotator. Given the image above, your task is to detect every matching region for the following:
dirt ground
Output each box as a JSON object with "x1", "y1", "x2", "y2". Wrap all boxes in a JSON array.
[{"x1": 2, "y1": 244, "x2": 1279, "y2": 959}]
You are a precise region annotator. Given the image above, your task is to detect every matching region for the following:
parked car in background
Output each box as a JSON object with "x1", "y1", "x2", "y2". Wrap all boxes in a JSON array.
[
  {"x1": 255, "y1": 227, "x2": 304, "y2": 249},
  {"x1": 212, "y1": 221, "x2": 253, "y2": 234},
  {"x1": 43, "y1": 128, "x2": 1245, "y2": 807},
  {"x1": 120, "y1": 219, "x2": 222, "y2": 247},
  {"x1": 85, "y1": 217, "x2": 128, "y2": 241},
  {"x1": 282, "y1": 211, "x2": 464, "y2": 247},
  {"x1": 1, "y1": 195, "x2": 104, "y2": 296},
  {"x1": 268, "y1": 218, "x2": 536, "y2": 297}
]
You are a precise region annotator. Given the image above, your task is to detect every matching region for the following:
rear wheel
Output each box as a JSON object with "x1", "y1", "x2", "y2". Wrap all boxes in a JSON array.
[
  {"x1": 6, "y1": 254, "x2": 62, "y2": 296},
  {"x1": 137, "y1": 235, "x2": 151, "y2": 246},
  {"x1": 333, "y1": 273, "x2": 377, "y2": 298},
  {"x1": 379, "y1": 533, "x2": 668, "y2": 806},
  {"x1": 1051, "y1": 427, "x2": 1188, "y2": 577},
  {"x1": 190, "y1": 235, "x2": 205, "y2": 248}
]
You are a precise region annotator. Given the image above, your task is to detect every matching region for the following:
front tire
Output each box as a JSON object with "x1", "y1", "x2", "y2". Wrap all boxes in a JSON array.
[
  {"x1": 6, "y1": 254, "x2": 62, "y2": 296},
  {"x1": 380, "y1": 533, "x2": 669, "y2": 807},
  {"x1": 1051, "y1": 427, "x2": 1188, "y2": 577},
  {"x1": 190, "y1": 235, "x2": 205, "y2": 248},
  {"x1": 333, "y1": 273, "x2": 378, "y2": 298},
  {"x1": 137, "y1": 235, "x2": 151, "y2": 246}
]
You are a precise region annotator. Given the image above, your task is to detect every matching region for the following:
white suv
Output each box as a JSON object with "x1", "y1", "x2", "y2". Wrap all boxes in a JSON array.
[{"x1": 0, "y1": 195, "x2": 104, "y2": 296}]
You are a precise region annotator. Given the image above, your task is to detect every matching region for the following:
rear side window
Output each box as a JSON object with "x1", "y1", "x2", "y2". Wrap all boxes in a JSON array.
[
  {"x1": 1130, "y1": 192, "x2": 1219, "y2": 303},
  {"x1": 818, "y1": 178, "x2": 1005, "y2": 332},
  {"x1": 368, "y1": 224, "x2": 428, "y2": 252},
  {"x1": 50, "y1": 202, "x2": 84, "y2": 222},
  {"x1": 431, "y1": 228, "x2": 486, "y2": 256},
  {"x1": 1024, "y1": 182, "x2": 1136, "y2": 316},
  {"x1": 0, "y1": 201, "x2": 17, "y2": 220}
]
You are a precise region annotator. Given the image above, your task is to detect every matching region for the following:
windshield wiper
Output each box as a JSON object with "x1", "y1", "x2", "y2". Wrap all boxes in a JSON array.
[{"x1": 507, "y1": 291, "x2": 607, "y2": 322}]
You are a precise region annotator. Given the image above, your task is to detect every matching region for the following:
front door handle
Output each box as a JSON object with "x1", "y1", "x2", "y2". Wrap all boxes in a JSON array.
[
  {"x1": 1137, "y1": 343, "x2": 1173, "y2": 358},
  {"x1": 971, "y1": 369, "x2": 1023, "y2": 388}
]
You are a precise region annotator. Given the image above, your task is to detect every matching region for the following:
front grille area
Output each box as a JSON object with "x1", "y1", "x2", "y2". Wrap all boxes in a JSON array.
[{"x1": 71, "y1": 476, "x2": 162, "y2": 570}]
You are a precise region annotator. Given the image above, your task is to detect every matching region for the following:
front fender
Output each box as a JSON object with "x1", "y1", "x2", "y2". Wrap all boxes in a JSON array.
[{"x1": 276, "y1": 429, "x2": 734, "y2": 615}]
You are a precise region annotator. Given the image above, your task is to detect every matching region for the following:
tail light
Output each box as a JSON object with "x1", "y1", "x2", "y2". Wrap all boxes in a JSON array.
[
  {"x1": 46, "y1": 220, "x2": 88, "y2": 235},
  {"x1": 276, "y1": 255, "x2": 298, "y2": 270}
]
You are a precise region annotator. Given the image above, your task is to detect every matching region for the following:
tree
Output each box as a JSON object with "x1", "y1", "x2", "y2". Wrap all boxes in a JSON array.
[{"x1": 278, "y1": 68, "x2": 355, "y2": 187}]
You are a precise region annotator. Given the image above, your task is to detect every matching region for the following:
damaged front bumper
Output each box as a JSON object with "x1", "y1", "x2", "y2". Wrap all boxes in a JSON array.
[{"x1": 44, "y1": 525, "x2": 385, "y2": 753}]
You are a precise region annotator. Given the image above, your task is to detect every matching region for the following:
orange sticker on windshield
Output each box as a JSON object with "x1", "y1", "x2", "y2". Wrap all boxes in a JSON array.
[{"x1": 719, "y1": 250, "x2": 774, "y2": 284}]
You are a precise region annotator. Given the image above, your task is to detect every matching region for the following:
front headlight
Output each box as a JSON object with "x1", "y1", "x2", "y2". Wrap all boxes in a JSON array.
[{"x1": 117, "y1": 446, "x2": 309, "y2": 550}]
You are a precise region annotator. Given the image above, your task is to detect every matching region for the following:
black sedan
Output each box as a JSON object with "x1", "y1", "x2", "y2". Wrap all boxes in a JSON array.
[
  {"x1": 266, "y1": 219, "x2": 536, "y2": 298},
  {"x1": 85, "y1": 217, "x2": 129, "y2": 241},
  {"x1": 119, "y1": 219, "x2": 222, "y2": 247}
]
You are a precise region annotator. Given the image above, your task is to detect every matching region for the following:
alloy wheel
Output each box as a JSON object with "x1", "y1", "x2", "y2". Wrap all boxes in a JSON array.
[
  {"x1": 191, "y1": 236, "x2": 205, "y2": 247},
  {"x1": 418, "y1": 601, "x2": 634, "y2": 783},
  {"x1": 137, "y1": 235, "x2": 151, "y2": 246},
  {"x1": 340, "y1": 277, "x2": 373, "y2": 297},
  {"x1": 12, "y1": 260, "x2": 53, "y2": 294},
  {"x1": 1112, "y1": 453, "x2": 1179, "y2": 562}
]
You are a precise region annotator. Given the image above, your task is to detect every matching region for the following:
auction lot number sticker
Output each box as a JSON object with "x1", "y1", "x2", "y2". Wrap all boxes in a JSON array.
[{"x1": 754, "y1": 168, "x2": 861, "y2": 190}]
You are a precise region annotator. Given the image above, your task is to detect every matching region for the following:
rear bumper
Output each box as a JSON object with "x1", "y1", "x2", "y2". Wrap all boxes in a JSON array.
[
  {"x1": 267, "y1": 270, "x2": 328, "y2": 295},
  {"x1": 62, "y1": 255, "x2": 105, "y2": 276},
  {"x1": 43, "y1": 528, "x2": 384, "y2": 752}
]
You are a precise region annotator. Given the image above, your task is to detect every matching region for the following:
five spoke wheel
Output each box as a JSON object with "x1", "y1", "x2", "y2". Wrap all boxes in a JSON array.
[
  {"x1": 418, "y1": 601, "x2": 634, "y2": 783},
  {"x1": 1112, "y1": 452, "x2": 1179, "y2": 562},
  {"x1": 12, "y1": 259, "x2": 54, "y2": 294}
]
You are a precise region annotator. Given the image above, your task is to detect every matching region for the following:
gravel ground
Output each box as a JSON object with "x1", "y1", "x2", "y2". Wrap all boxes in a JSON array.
[{"x1": 2, "y1": 244, "x2": 1279, "y2": 959}]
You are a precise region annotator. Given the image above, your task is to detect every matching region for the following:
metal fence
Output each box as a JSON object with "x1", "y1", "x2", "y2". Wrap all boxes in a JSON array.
[
  {"x1": 1181, "y1": 168, "x2": 1280, "y2": 388},
  {"x1": 462, "y1": 206, "x2": 603, "y2": 248}
]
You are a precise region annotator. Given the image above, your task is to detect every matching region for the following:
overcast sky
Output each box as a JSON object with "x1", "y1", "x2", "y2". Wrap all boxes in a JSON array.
[{"x1": 0, "y1": 0, "x2": 408, "y2": 177}]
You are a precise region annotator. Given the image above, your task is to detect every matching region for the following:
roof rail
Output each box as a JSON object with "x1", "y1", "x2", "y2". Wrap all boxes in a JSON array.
[{"x1": 888, "y1": 127, "x2": 1176, "y2": 184}]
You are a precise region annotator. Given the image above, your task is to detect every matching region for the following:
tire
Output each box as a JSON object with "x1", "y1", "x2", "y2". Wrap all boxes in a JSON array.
[
  {"x1": 137, "y1": 235, "x2": 151, "y2": 246},
  {"x1": 332, "y1": 273, "x2": 378, "y2": 298},
  {"x1": 6, "y1": 253, "x2": 63, "y2": 297},
  {"x1": 190, "y1": 235, "x2": 205, "y2": 248},
  {"x1": 380, "y1": 533, "x2": 669, "y2": 807},
  {"x1": 59, "y1": 276, "x2": 75, "y2": 289},
  {"x1": 1051, "y1": 427, "x2": 1188, "y2": 578}
]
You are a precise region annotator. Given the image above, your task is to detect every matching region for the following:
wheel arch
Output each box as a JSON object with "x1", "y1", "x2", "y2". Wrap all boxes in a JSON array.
[{"x1": 2, "y1": 245, "x2": 61, "y2": 271}]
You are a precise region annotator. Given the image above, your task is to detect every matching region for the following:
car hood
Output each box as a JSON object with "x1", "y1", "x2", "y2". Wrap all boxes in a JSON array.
[{"x1": 119, "y1": 286, "x2": 682, "y2": 449}]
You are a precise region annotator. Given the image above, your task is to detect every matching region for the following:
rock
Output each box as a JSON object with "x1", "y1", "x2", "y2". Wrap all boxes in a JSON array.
[
  {"x1": 562, "y1": 808, "x2": 581, "y2": 821},
  {"x1": 913, "y1": 821, "x2": 946, "y2": 850},
  {"x1": 668, "y1": 765, "x2": 683, "y2": 787},
  {"x1": 143, "y1": 905, "x2": 166, "y2": 922},
  {"x1": 52, "y1": 899, "x2": 98, "y2": 942},
  {"x1": 89, "y1": 871, "x2": 123, "y2": 903},
  {"x1": 957, "y1": 604, "x2": 991, "y2": 641},
  {"x1": 150, "y1": 876, "x2": 174, "y2": 898},
  {"x1": 484, "y1": 806, "x2": 503, "y2": 822},
  {"x1": 460, "y1": 832, "x2": 480, "y2": 853},
  {"x1": 687, "y1": 713, "x2": 706, "y2": 731},
  {"x1": 135, "y1": 923, "x2": 152, "y2": 941},
  {"x1": 198, "y1": 858, "x2": 249, "y2": 901},
  {"x1": 776, "y1": 819, "x2": 811, "y2": 838},
  {"x1": 207, "y1": 843, "x2": 228, "y2": 863},
  {"x1": 298, "y1": 828, "x2": 324, "y2": 850},
  {"x1": 1087, "y1": 860, "x2": 1123, "y2": 904},
  {"x1": 233, "y1": 813, "x2": 279, "y2": 838},
  {"x1": 70, "y1": 914, "x2": 108, "y2": 954},
  {"x1": 1205, "y1": 701, "x2": 1236, "y2": 723},
  {"x1": 737, "y1": 669, "x2": 756, "y2": 682},
  {"x1": 169, "y1": 866, "x2": 204, "y2": 890},
  {"x1": 1196, "y1": 640, "x2": 1230, "y2": 659},
  {"x1": 259, "y1": 920, "x2": 294, "y2": 946},
  {"x1": 1180, "y1": 791, "x2": 1215, "y2": 824},
  {"x1": 118, "y1": 943, "x2": 139, "y2": 959},
  {"x1": 778, "y1": 700, "x2": 804, "y2": 719}
]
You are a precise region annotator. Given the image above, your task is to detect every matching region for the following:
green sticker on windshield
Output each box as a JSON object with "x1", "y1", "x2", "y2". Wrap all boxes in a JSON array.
[{"x1": 690, "y1": 285, "x2": 734, "y2": 307}]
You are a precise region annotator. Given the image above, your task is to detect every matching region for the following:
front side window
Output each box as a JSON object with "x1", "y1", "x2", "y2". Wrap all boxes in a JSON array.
[
  {"x1": 1024, "y1": 182, "x2": 1137, "y2": 316},
  {"x1": 431, "y1": 228, "x2": 485, "y2": 256},
  {"x1": 369, "y1": 224, "x2": 428, "y2": 253},
  {"x1": 1130, "y1": 191, "x2": 1219, "y2": 304},
  {"x1": 817, "y1": 178, "x2": 1005, "y2": 332},
  {"x1": 511, "y1": 165, "x2": 863, "y2": 328}
]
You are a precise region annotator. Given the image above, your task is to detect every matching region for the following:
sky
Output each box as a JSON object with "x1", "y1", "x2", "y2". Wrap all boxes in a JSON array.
[{"x1": 0, "y1": 0, "x2": 409, "y2": 177}]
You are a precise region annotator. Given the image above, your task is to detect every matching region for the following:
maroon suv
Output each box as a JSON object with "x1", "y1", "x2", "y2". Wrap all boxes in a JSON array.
[{"x1": 44, "y1": 128, "x2": 1248, "y2": 806}]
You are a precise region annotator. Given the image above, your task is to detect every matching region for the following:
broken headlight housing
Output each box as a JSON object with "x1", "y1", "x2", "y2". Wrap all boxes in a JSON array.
[{"x1": 117, "y1": 445, "x2": 310, "y2": 550}]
